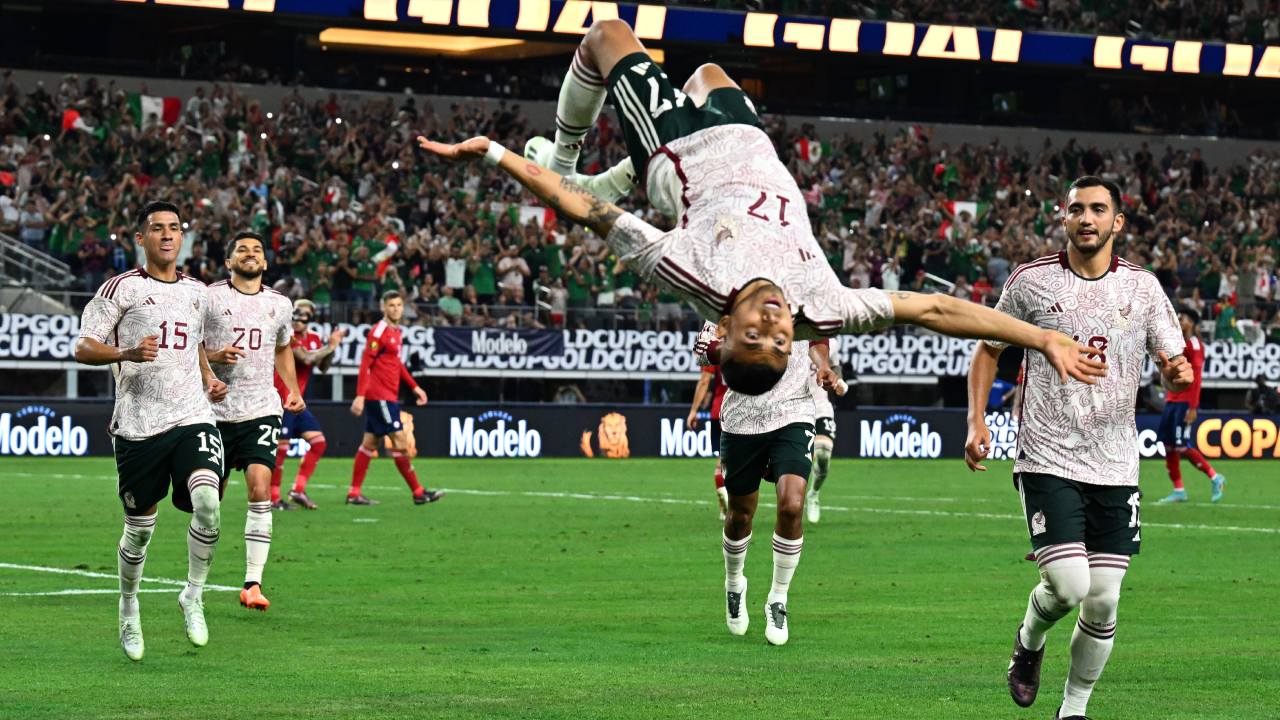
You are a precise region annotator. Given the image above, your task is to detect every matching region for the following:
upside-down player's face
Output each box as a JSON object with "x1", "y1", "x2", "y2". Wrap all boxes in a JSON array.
[
  {"x1": 383, "y1": 298, "x2": 404, "y2": 324},
  {"x1": 292, "y1": 311, "x2": 312, "y2": 335},
  {"x1": 1062, "y1": 186, "x2": 1124, "y2": 257},
  {"x1": 137, "y1": 211, "x2": 183, "y2": 268},
  {"x1": 718, "y1": 279, "x2": 793, "y2": 372},
  {"x1": 227, "y1": 237, "x2": 267, "y2": 279}
]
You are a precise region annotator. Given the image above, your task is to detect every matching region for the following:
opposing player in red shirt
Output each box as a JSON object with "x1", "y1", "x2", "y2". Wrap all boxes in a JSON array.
[
  {"x1": 687, "y1": 330, "x2": 729, "y2": 520},
  {"x1": 271, "y1": 299, "x2": 345, "y2": 510},
  {"x1": 347, "y1": 291, "x2": 443, "y2": 506},
  {"x1": 1156, "y1": 307, "x2": 1225, "y2": 503}
]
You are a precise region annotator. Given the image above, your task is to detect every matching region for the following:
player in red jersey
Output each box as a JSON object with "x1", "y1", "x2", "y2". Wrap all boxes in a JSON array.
[
  {"x1": 347, "y1": 290, "x2": 443, "y2": 506},
  {"x1": 688, "y1": 323, "x2": 729, "y2": 520},
  {"x1": 271, "y1": 299, "x2": 345, "y2": 510},
  {"x1": 1156, "y1": 306, "x2": 1225, "y2": 504}
]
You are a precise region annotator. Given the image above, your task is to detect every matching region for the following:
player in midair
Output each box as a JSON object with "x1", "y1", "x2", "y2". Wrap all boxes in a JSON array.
[
  {"x1": 418, "y1": 20, "x2": 1106, "y2": 395},
  {"x1": 204, "y1": 231, "x2": 305, "y2": 612},
  {"x1": 688, "y1": 323, "x2": 729, "y2": 520},
  {"x1": 74, "y1": 201, "x2": 230, "y2": 661},
  {"x1": 1156, "y1": 306, "x2": 1226, "y2": 504},
  {"x1": 805, "y1": 337, "x2": 848, "y2": 524},
  {"x1": 271, "y1": 298, "x2": 345, "y2": 510},
  {"x1": 347, "y1": 290, "x2": 444, "y2": 506},
  {"x1": 965, "y1": 176, "x2": 1193, "y2": 720}
]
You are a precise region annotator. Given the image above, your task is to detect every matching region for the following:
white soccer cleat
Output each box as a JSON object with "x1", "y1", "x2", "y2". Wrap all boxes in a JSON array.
[
  {"x1": 805, "y1": 489, "x2": 821, "y2": 524},
  {"x1": 725, "y1": 578, "x2": 748, "y2": 636},
  {"x1": 119, "y1": 614, "x2": 144, "y2": 661},
  {"x1": 178, "y1": 588, "x2": 209, "y2": 647},
  {"x1": 716, "y1": 487, "x2": 729, "y2": 522},
  {"x1": 764, "y1": 595, "x2": 789, "y2": 646},
  {"x1": 522, "y1": 135, "x2": 555, "y2": 167}
]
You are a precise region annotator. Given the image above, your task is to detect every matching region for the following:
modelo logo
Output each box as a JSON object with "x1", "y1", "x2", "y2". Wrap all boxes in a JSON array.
[
  {"x1": 660, "y1": 418, "x2": 716, "y2": 458},
  {"x1": 1196, "y1": 417, "x2": 1280, "y2": 459},
  {"x1": 449, "y1": 410, "x2": 542, "y2": 457},
  {"x1": 860, "y1": 413, "x2": 942, "y2": 459},
  {"x1": 471, "y1": 331, "x2": 528, "y2": 355},
  {"x1": 0, "y1": 405, "x2": 90, "y2": 456}
]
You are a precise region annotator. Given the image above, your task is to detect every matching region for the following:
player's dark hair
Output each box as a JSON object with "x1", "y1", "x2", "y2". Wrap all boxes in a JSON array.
[
  {"x1": 1177, "y1": 305, "x2": 1201, "y2": 326},
  {"x1": 720, "y1": 355, "x2": 786, "y2": 396},
  {"x1": 381, "y1": 290, "x2": 402, "y2": 303},
  {"x1": 136, "y1": 200, "x2": 181, "y2": 230},
  {"x1": 1066, "y1": 176, "x2": 1124, "y2": 214},
  {"x1": 227, "y1": 230, "x2": 265, "y2": 256}
]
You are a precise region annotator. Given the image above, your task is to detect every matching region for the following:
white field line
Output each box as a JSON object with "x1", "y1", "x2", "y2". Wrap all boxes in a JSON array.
[
  {"x1": 0, "y1": 562, "x2": 239, "y2": 592},
  {"x1": 4, "y1": 473, "x2": 1277, "y2": 534},
  {"x1": 2, "y1": 588, "x2": 179, "y2": 597}
]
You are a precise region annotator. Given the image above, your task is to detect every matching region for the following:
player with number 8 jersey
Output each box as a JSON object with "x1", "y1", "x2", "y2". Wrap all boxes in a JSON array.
[{"x1": 203, "y1": 231, "x2": 304, "y2": 612}]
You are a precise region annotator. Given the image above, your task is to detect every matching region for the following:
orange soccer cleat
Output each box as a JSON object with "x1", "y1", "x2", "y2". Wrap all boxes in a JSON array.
[{"x1": 239, "y1": 584, "x2": 270, "y2": 612}]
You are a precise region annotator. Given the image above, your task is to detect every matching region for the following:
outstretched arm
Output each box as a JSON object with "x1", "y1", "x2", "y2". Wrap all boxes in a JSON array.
[
  {"x1": 417, "y1": 136, "x2": 623, "y2": 237},
  {"x1": 964, "y1": 341, "x2": 1004, "y2": 472},
  {"x1": 887, "y1": 291, "x2": 1107, "y2": 386}
]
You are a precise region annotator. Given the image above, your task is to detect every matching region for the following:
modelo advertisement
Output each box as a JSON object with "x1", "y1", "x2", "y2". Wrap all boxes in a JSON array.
[
  {"x1": 7, "y1": 312, "x2": 1280, "y2": 381},
  {"x1": 3, "y1": 400, "x2": 1276, "y2": 461}
]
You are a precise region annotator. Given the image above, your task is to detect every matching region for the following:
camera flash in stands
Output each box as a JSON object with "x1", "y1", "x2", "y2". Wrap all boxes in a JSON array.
[
  {"x1": 266, "y1": 112, "x2": 273, "y2": 119},
  {"x1": 43, "y1": 134, "x2": 51, "y2": 141},
  {"x1": 335, "y1": 118, "x2": 343, "y2": 125},
  {"x1": 1024, "y1": 189, "x2": 1032, "y2": 196},
  {"x1": 182, "y1": 222, "x2": 190, "y2": 230},
  {"x1": 110, "y1": 234, "x2": 117, "y2": 241},
  {"x1": 260, "y1": 133, "x2": 268, "y2": 140},
  {"x1": 392, "y1": 161, "x2": 400, "y2": 170}
]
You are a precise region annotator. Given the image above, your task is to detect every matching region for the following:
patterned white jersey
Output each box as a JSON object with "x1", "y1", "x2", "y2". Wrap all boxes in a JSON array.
[
  {"x1": 79, "y1": 269, "x2": 216, "y2": 441},
  {"x1": 987, "y1": 252, "x2": 1184, "y2": 486},
  {"x1": 606, "y1": 125, "x2": 894, "y2": 339},
  {"x1": 722, "y1": 340, "x2": 816, "y2": 435},
  {"x1": 809, "y1": 336, "x2": 836, "y2": 419},
  {"x1": 204, "y1": 281, "x2": 293, "y2": 424}
]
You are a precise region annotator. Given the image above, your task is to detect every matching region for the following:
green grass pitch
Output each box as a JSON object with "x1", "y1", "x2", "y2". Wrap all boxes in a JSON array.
[{"x1": 1, "y1": 456, "x2": 1276, "y2": 719}]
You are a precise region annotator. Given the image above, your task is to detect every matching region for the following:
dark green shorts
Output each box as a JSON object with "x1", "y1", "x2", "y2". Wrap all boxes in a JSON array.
[
  {"x1": 720, "y1": 422, "x2": 815, "y2": 497},
  {"x1": 113, "y1": 423, "x2": 226, "y2": 516},
  {"x1": 1017, "y1": 472, "x2": 1142, "y2": 556},
  {"x1": 816, "y1": 417, "x2": 836, "y2": 440},
  {"x1": 217, "y1": 416, "x2": 282, "y2": 474},
  {"x1": 606, "y1": 51, "x2": 762, "y2": 177}
]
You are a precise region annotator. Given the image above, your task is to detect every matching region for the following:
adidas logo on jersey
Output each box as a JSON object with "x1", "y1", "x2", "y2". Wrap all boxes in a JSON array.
[
  {"x1": 142, "y1": 297, "x2": 156, "y2": 306},
  {"x1": 223, "y1": 309, "x2": 233, "y2": 316},
  {"x1": 798, "y1": 249, "x2": 815, "y2": 262},
  {"x1": 1045, "y1": 302, "x2": 1064, "y2": 313},
  {"x1": 630, "y1": 62, "x2": 651, "y2": 75}
]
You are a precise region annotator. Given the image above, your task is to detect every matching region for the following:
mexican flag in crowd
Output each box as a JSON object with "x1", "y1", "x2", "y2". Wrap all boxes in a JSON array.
[
  {"x1": 795, "y1": 137, "x2": 831, "y2": 164},
  {"x1": 127, "y1": 93, "x2": 181, "y2": 127},
  {"x1": 508, "y1": 204, "x2": 557, "y2": 230},
  {"x1": 939, "y1": 200, "x2": 990, "y2": 238}
]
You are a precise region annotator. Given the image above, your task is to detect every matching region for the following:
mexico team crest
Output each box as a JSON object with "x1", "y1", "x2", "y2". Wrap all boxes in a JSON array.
[{"x1": 1030, "y1": 510, "x2": 1047, "y2": 536}]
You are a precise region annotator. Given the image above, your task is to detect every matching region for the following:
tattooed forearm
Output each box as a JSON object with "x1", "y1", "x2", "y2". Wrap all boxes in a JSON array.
[
  {"x1": 585, "y1": 195, "x2": 622, "y2": 232},
  {"x1": 559, "y1": 176, "x2": 592, "y2": 196}
]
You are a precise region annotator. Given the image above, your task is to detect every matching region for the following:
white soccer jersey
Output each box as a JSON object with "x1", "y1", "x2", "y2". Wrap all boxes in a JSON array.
[
  {"x1": 204, "y1": 281, "x2": 293, "y2": 424},
  {"x1": 809, "y1": 336, "x2": 836, "y2": 419},
  {"x1": 606, "y1": 125, "x2": 894, "y2": 339},
  {"x1": 722, "y1": 340, "x2": 817, "y2": 436},
  {"x1": 79, "y1": 269, "x2": 216, "y2": 441},
  {"x1": 987, "y1": 252, "x2": 1184, "y2": 486}
]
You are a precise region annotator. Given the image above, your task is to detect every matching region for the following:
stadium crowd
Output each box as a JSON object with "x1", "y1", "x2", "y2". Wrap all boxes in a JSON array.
[
  {"x1": 1, "y1": 73, "x2": 1278, "y2": 341},
  {"x1": 661, "y1": 0, "x2": 1280, "y2": 44}
]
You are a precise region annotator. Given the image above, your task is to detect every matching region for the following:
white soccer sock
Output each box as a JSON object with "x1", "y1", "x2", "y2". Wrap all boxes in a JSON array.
[
  {"x1": 1020, "y1": 543, "x2": 1090, "y2": 651},
  {"x1": 770, "y1": 533, "x2": 804, "y2": 600},
  {"x1": 244, "y1": 501, "x2": 273, "y2": 586},
  {"x1": 1062, "y1": 559, "x2": 1127, "y2": 716},
  {"x1": 184, "y1": 471, "x2": 221, "y2": 601},
  {"x1": 722, "y1": 532, "x2": 750, "y2": 593},
  {"x1": 550, "y1": 46, "x2": 607, "y2": 175},
  {"x1": 574, "y1": 157, "x2": 636, "y2": 203},
  {"x1": 118, "y1": 513, "x2": 155, "y2": 617}
]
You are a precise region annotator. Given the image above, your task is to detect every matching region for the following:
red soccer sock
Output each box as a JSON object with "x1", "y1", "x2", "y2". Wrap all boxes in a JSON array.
[
  {"x1": 1164, "y1": 449, "x2": 1185, "y2": 489},
  {"x1": 293, "y1": 435, "x2": 327, "y2": 493},
  {"x1": 271, "y1": 444, "x2": 287, "y2": 503},
  {"x1": 350, "y1": 446, "x2": 374, "y2": 496},
  {"x1": 1182, "y1": 447, "x2": 1217, "y2": 478},
  {"x1": 391, "y1": 451, "x2": 424, "y2": 496},
  {"x1": 714, "y1": 465, "x2": 725, "y2": 489}
]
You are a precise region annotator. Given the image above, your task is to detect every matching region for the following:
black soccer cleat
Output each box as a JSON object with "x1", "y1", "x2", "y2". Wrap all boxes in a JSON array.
[
  {"x1": 1055, "y1": 710, "x2": 1091, "y2": 720},
  {"x1": 346, "y1": 494, "x2": 379, "y2": 506},
  {"x1": 413, "y1": 489, "x2": 445, "y2": 505},
  {"x1": 1008, "y1": 624, "x2": 1045, "y2": 707}
]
